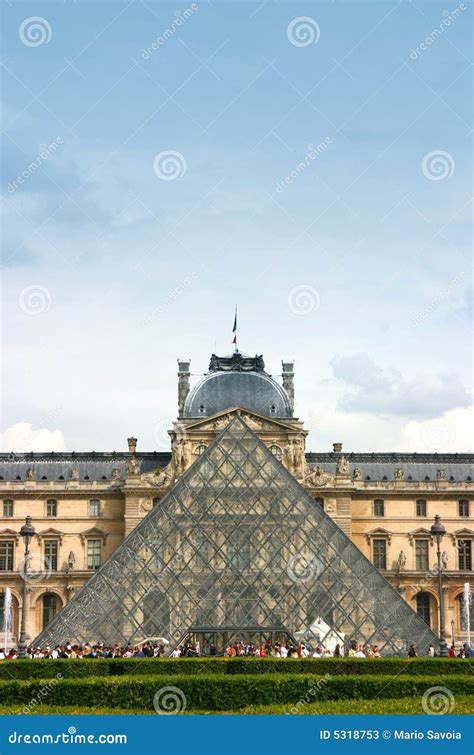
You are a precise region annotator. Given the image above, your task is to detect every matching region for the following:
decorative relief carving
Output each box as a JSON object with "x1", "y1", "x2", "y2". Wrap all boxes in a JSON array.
[
  {"x1": 126, "y1": 456, "x2": 141, "y2": 476},
  {"x1": 394, "y1": 467, "x2": 404, "y2": 481},
  {"x1": 305, "y1": 465, "x2": 331, "y2": 487},
  {"x1": 336, "y1": 455, "x2": 349, "y2": 476},
  {"x1": 352, "y1": 467, "x2": 362, "y2": 480}
]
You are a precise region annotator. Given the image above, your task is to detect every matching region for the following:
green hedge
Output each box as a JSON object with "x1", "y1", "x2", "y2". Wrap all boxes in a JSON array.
[
  {"x1": 0, "y1": 673, "x2": 472, "y2": 711},
  {"x1": 0, "y1": 656, "x2": 471, "y2": 680}
]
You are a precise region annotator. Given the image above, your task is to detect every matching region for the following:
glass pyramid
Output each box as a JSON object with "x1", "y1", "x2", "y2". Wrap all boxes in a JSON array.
[{"x1": 35, "y1": 416, "x2": 438, "y2": 655}]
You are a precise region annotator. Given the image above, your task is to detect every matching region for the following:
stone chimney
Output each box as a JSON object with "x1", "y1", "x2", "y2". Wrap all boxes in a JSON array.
[
  {"x1": 333, "y1": 442, "x2": 343, "y2": 453},
  {"x1": 177, "y1": 359, "x2": 191, "y2": 418},
  {"x1": 127, "y1": 437, "x2": 137, "y2": 454},
  {"x1": 281, "y1": 361, "x2": 295, "y2": 412}
]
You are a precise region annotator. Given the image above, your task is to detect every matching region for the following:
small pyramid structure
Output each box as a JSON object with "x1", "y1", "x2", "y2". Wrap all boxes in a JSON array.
[{"x1": 35, "y1": 416, "x2": 438, "y2": 655}]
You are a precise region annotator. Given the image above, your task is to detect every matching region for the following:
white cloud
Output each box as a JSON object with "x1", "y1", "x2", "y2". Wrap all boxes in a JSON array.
[
  {"x1": 0, "y1": 422, "x2": 66, "y2": 452},
  {"x1": 330, "y1": 353, "x2": 470, "y2": 418},
  {"x1": 398, "y1": 406, "x2": 474, "y2": 453}
]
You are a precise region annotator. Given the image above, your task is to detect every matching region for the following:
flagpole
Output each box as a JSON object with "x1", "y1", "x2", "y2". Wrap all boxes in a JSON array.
[{"x1": 233, "y1": 306, "x2": 238, "y2": 353}]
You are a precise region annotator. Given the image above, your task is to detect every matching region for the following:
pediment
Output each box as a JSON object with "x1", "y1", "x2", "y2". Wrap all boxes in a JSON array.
[
  {"x1": 450, "y1": 528, "x2": 474, "y2": 545},
  {"x1": 0, "y1": 528, "x2": 20, "y2": 542},
  {"x1": 79, "y1": 527, "x2": 108, "y2": 544},
  {"x1": 407, "y1": 528, "x2": 433, "y2": 545},
  {"x1": 365, "y1": 527, "x2": 393, "y2": 544},
  {"x1": 36, "y1": 527, "x2": 65, "y2": 543},
  {"x1": 175, "y1": 407, "x2": 304, "y2": 435}
]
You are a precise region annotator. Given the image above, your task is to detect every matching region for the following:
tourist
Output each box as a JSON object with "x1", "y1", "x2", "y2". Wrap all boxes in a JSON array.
[
  {"x1": 333, "y1": 644, "x2": 341, "y2": 657},
  {"x1": 372, "y1": 645, "x2": 380, "y2": 657},
  {"x1": 408, "y1": 643, "x2": 417, "y2": 657},
  {"x1": 354, "y1": 644, "x2": 366, "y2": 658},
  {"x1": 427, "y1": 644, "x2": 435, "y2": 657},
  {"x1": 449, "y1": 644, "x2": 455, "y2": 657}
]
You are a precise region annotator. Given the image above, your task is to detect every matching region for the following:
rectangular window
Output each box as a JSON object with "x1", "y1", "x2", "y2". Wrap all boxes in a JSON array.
[
  {"x1": 373, "y1": 499, "x2": 385, "y2": 517},
  {"x1": 458, "y1": 540, "x2": 472, "y2": 571},
  {"x1": 88, "y1": 499, "x2": 100, "y2": 517},
  {"x1": 459, "y1": 500, "x2": 470, "y2": 518},
  {"x1": 87, "y1": 539, "x2": 101, "y2": 570},
  {"x1": 416, "y1": 500, "x2": 427, "y2": 517},
  {"x1": 44, "y1": 540, "x2": 58, "y2": 571},
  {"x1": 46, "y1": 499, "x2": 57, "y2": 517},
  {"x1": 3, "y1": 500, "x2": 13, "y2": 518},
  {"x1": 0, "y1": 541, "x2": 14, "y2": 571},
  {"x1": 373, "y1": 539, "x2": 387, "y2": 570},
  {"x1": 415, "y1": 539, "x2": 429, "y2": 571}
]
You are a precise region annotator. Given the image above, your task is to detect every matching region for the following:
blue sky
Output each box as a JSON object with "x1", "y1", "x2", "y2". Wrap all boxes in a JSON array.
[{"x1": 1, "y1": 0, "x2": 472, "y2": 453}]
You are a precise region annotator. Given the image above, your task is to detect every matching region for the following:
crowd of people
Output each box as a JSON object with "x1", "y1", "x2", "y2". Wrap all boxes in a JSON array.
[
  {"x1": 0, "y1": 639, "x2": 472, "y2": 660},
  {"x1": 408, "y1": 642, "x2": 473, "y2": 658}
]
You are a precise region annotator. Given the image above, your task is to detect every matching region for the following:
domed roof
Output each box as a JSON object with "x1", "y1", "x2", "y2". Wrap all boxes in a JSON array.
[{"x1": 183, "y1": 352, "x2": 292, "y2": 419}]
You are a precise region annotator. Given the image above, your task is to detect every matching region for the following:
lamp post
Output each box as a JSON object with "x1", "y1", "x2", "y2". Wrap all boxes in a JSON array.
[
  {"x1": 18, "y1": 516, "x2": 36, "y2": 659},
  {"x1": 451, "y1": 619, "x2": 455, "y2": 644},
  {"x1": 430, "y1": 514, "x2": 449, "y2": 657}
]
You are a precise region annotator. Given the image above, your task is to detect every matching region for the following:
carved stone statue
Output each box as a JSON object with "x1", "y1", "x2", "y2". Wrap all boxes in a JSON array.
[
  {"x1": 397, "y1": 551, "x2": 407, "y2": 572},
  {"x1": 67, "y1": 551, "x2": 76, "y2": 570},
  {"x1": 26, "y1": 468, "x2": 34, "y2": 480},
  {"x1": 394, "y1": 467, "x2": 405, "y2": 481},
  {"x1": 441, "y1": 551, "x2": 449, "y2": 568},
  {"x1": 353, "y1": 467, "x2": 362, "y2": 480},
  {"x1": 437, "y1": 468, "x2": 447, "y2": 481},
  {"x1": 292, "y1": 439, "x2": 304, "y2": 478},
  {"x1": 126, "y1": 456, "x2": 141, "y2": 476},
  {"x1": 69, "y1": 467, "x2": 79, "y2": 481},
  {"x1": 305, "y1": 466, "x2": 329, "y2": 487},
  {"x1": 111, "y1": 467, "x2": 121, "y2": 479},
  {"x1": 336, "y1": 455, "x2": 349, "y2": 476}
]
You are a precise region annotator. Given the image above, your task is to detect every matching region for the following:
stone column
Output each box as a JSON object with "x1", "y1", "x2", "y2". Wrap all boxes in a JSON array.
[
  {"x1": 281, "y1": 361, "x2": 295, "y2": 413},
  {"x1": 177, "y1": 360, "x2": 191, "y2": 418}
]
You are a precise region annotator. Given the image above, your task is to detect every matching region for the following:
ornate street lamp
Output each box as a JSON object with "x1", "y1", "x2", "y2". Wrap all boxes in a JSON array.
[
  {"x1": 18, "y1": 516, "x2": 36, "y2": 659},
  {"x1": 430, "y1": 514, "x2": 449, "y2": 657}
]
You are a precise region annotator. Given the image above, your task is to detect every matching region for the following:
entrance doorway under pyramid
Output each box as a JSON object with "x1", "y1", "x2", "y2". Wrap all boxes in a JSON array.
[{"x1": 34, "y1": 416, "x2": 438, "y2": 655}]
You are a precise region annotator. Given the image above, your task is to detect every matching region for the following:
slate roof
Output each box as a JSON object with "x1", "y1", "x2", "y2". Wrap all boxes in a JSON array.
[{"x1": 0, "y1": 451, "x2": 472, "y2": 482}]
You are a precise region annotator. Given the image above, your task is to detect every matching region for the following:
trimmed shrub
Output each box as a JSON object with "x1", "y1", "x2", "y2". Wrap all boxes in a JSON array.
[
  {"x1": 0, "y1": 656, "x2": 471, "y2": 680},
  {"x1": 0, "y1": 673, "x2": 472, "y2": 711}
]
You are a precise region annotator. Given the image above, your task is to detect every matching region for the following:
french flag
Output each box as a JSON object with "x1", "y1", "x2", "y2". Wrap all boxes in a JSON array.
[{"x1": 232, "y1": 309, "x2": 237, "y2": 346}]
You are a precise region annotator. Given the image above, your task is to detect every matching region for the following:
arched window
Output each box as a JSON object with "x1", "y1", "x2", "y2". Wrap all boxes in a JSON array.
[
  {"x1": 269, "y1": 445, "x2": 282, "y2": 461},
  {"x1": 195, "y1": 445, "x2": 207, "y2": 456},
  {"x1": 416, "y1": 592, "x2": 431, "y2": 627},
  {"x1": 42, "y1": 594, "x2": 58, "y2": 629}
]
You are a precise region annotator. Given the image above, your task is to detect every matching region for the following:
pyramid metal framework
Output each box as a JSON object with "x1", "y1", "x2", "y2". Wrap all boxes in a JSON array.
[{"x1": 35, "y1": 416, "x2": 438, "y2": 655}]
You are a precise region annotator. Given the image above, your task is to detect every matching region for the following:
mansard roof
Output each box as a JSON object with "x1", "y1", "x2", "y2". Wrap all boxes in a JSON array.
[{"x1": 305, "y1": 452, "x2": 474, "y2": 483}]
